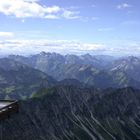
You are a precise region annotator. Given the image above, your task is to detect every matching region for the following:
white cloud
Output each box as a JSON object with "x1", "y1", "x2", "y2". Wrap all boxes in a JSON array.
[
  {"x1": 117, "y1": 3, "x2": 132, "y2": 9},
  {"x1": 0, "y1": 0, "x2": 80, "y2": 19},
  {"x1": 62, "y1": 10, "x2": 80, "y2": 19},
  {"x1": 44, "y1": 6, "x2": 61, "y2": 14},
  {"x1": 0, "y1": 32, "x2": 14, "y2": 38},
  {"x1": 0, "y1": 39, "x2": 105, "y2": 55},
  {"x1": 121, "y1": 20, "x2": 140, "y2": 25},
  {"x1": 98, "y1": 27, "x2": 113, "y2": 32},
  {"x1": 91, "y1": 17, "x2": 99, "y2": 21},
  {"x1": 45, "y1": 14, "x2": 59, "y2": 19},
  {"x1": 23, "y1": 0, "x2": 39, "y2": 2},
  {"x1": 0, "y1": 39, "x2": 140, "y2": 56},
  {"x1": 100, "y1": 40, "x2": 140, "y2": 56}
]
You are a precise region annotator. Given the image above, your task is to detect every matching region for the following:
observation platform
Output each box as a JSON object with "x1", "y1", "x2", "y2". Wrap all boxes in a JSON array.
[{"x1": 0, "y1": 100, "x2": 19, "y2": 120}]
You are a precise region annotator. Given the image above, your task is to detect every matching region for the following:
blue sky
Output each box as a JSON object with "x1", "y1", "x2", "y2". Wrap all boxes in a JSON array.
[{"x1": 0, "y1": 0, "x2": 140, "y2": 56}]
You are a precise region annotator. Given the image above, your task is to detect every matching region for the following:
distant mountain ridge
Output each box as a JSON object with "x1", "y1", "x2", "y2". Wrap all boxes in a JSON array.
[
  {"x1": 110, "y1": 56, "x2": 140, "y2": 82},
  {"x1": 8, "y1": 52, "x2": 140, "y2": 89},
  {"x1": 0, "y1": 58, "x2": 56, "y2": 99}
]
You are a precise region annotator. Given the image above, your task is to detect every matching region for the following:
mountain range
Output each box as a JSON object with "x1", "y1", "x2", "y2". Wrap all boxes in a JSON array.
[
  {"x1": 8, "y1": 52, "x2": 140, "y2": 90},
  {"x1": 0, "y1": 58, "x2": 56, "y2": 99},
  {"x1": 0, "y1": 52, "x2": 140, "y2": 139},
  {"x1": 0, "y1": 52, "x2": 140, "y2": 99}
]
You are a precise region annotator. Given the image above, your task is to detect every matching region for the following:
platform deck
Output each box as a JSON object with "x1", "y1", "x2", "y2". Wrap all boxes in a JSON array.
[{"x1": 0, "y1": 100, "x2": 19, "y2": 120}]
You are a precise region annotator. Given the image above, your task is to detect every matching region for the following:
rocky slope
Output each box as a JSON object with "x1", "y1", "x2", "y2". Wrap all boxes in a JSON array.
[{"x1": 1, "y1": 86, "x2": 140, "y2": 140}]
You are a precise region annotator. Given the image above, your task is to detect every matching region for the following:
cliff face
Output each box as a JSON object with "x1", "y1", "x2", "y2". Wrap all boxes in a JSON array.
[{"x1": 1, "y1": 86, "x2": 140, "y2": 140}]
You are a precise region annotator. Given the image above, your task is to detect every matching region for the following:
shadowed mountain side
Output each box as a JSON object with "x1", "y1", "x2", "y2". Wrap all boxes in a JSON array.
[
  {"x1": 1, "y1": 86, "x2": 140, "y2": 140},
  {"x1": 0, "y1": 58, "x2": 56, "y2": 99}
]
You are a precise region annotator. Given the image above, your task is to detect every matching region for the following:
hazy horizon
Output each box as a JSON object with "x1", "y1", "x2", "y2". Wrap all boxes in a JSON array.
[{"x1": 0, "y1": 51, "x2": 140, "y2": 59}]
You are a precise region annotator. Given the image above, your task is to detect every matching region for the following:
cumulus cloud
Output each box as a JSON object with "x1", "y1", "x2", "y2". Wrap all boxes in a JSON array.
[
  {"x1": 117, "y1": 3, "x2": 132, "y2": 9},
  {"x1": 121, "y1": 20, "x2": 140, "y2": 25},
  {"x1": 0, "y1": 0, "x2": 80, "y2": 19},
  {"x1": 24, "y1": 0, "x2": 39, "y2": 2},
  {"x1": 0, "y1": 32, "x2": 14, "y2": 38},
  {"x1": 91, "y1": 17, "x2": 99, "y2": 21},
  {"x1": 62, "y1": 10, "x2": 80, "y2": 19},
  {"x1": 45, "y1": 14, "x2": 59, "y2": 19},
  {"x1": 98, "y1": 27, "x2": 113, "y2": 32},
  {"x1": 0, "y1": 39, "x2": 140, "y2": 56},
  {"x1": 102, "y1": 40, "x2": 140, "y2": 56},
  {"x1": 0, "y1": 39, "x2": 105, "y2": 55}
]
